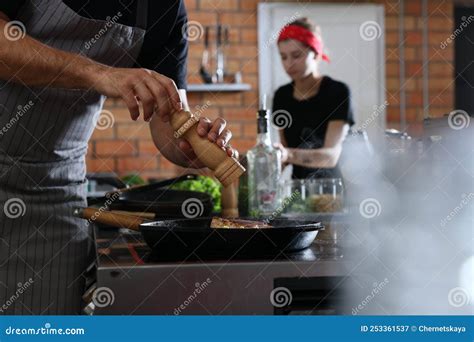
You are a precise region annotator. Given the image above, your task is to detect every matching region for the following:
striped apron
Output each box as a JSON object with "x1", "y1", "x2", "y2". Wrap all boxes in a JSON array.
[{"x1": 0, "y1": 0, "x2": 146, "y2": 314}]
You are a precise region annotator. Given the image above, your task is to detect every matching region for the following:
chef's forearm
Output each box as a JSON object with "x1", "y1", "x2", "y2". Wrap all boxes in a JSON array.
[
  {"x1": 287, "y1": 146, "x2": 342, "y2": 169},
  {"x1": 0, "y1": 18, "x2": 101, "y2": 90}
]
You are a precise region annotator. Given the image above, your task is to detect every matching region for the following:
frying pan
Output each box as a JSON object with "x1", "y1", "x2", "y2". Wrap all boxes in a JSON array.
[
  {"x1": 140, "y1": 217, "x2": 323, "y2": 255},
  {"x1": 105, "y1": 174, "x2": 199, "y2": 196},
  {"x1": 109, "y1": 189, "x2": 213, "y2": 218},
  {"x1": 74, "y1": 209, "x2": 324, "y2": 255}
]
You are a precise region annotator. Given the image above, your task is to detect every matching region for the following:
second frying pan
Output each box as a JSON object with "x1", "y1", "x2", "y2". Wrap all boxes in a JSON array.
[
  {"x1": 109, "y1": 189, "x2": 214, "y2": 218},
  {"x1": 87, "y1": 174, "x2": 214, "y2": 218}
]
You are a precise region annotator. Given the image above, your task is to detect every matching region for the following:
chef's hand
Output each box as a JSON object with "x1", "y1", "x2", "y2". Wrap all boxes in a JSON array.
[
  {"x1": 177, "y1": 117, "x2": 238, "y2": 167},
  {"x1": 273, "y1": 142, "x2": 290, "y2": 163},
  {"x1": 92, "y1": 66, "x2": 182, "y2": 121}
]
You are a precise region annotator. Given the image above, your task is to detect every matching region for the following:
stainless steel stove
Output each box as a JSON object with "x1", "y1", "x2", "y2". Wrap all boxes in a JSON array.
[{"x1": 90, "y1": 219, "x2": 355, "y2": 315}]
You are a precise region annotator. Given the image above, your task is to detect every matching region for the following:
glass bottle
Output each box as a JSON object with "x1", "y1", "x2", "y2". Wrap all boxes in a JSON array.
[{"x1": 246, "y1": 95, "x2": 282, "y2": 216}]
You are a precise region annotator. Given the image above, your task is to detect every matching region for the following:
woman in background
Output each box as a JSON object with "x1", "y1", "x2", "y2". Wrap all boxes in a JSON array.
[{"x1": 273, "y1": 18, "x2": 354, "y2": 179}]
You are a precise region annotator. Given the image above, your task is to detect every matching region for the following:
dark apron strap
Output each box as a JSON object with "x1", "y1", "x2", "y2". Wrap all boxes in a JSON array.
[{"x1": 136, "y1": 0, "x2": 148, "y2": 30}]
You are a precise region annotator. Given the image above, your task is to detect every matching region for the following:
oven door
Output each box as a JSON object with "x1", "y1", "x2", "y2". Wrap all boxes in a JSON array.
[{"x1": 273, "y1": 276, "x2": 352, "y2": 315}]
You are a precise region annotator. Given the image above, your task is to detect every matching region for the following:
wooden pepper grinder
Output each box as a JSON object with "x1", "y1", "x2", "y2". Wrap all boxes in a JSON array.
[
  {"x1": 169, "y1": 109, "x2": 246, "y2": 186},
  {"x1": 220, "y1": 180, "x2": 239, "y2": 218}
]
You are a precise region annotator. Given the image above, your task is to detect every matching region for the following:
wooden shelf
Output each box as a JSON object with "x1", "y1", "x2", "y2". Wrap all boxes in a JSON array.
[{"x1": 187, "y1": 83, "x2": 252, "y2": 93}]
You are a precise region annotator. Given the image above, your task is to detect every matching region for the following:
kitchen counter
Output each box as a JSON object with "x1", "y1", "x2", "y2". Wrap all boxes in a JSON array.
[{"x1": 92, "y1": 218, "x2": 356, "y2": 315}]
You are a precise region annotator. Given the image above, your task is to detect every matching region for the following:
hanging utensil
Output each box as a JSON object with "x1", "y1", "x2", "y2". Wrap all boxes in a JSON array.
[
  {"x1": 199, "y1": 26, "x2": 214, "y2": 83},
  {"x1": 215, "y1": 23, "x2": 224, "y2": 83}
]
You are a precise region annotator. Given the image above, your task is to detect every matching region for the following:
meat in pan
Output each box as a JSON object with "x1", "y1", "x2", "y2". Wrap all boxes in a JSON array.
[{"x1": 210, "y1": 217, "x2": 272, "y2": 229}]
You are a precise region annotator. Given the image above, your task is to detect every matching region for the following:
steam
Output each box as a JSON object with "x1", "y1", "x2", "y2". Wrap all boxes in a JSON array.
[{"x1": 340, "y1": 122, "x2": 474, "y2": 315}]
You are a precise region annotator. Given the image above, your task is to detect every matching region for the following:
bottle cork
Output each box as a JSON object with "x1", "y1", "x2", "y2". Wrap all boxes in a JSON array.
[{"x1": 169, "y1": 109, "x2": 246, "y2": 186}]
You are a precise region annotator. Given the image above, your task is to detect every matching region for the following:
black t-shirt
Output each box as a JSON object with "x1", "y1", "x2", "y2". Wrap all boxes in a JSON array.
[
  {"x1": 0, "y1": 0, "x2": 188, "y2": 89},
  {"x1": 272, "y1": 76, "x2": 354, "y2": 179}
]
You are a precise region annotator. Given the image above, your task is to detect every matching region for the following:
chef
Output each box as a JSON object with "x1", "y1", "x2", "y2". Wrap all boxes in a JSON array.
[
  {"x1": 0, "y1": 0, "x2": 235, "y2": 314},
  {"x1": 272, "y1": 18, "x2": 354, "y2": 179}
]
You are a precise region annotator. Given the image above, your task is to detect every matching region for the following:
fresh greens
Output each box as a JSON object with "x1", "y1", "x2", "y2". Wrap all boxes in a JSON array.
[
  {"x1": 121, "y1": 173, "x2": 146, "y2": 187},
  {"x1": 170, "y1": 176, "x2": 221, "y2": 212},
  {"x1": 282, "y1": 194, "x2": 309, "y2": 213}
]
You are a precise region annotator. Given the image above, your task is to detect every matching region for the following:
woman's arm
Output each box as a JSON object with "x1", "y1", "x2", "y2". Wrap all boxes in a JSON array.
[
  {"x1": 285, "y1": 120, "x2": 349, "y2": 169},
  {"x1": 278, "y1": 130, "x2": 290, "y2": 164},
  {"x1": 279, "y1": 129, "x2": 289, "y2": 147}
]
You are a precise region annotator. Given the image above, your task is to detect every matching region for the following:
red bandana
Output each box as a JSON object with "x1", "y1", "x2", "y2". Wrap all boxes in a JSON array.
[{"x1": 277, "y1": 25, "x2": 330, "y2": 62}]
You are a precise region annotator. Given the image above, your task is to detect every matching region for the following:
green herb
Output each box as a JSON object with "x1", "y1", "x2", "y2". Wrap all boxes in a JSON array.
[
  {"x1": 249, "y1": 209, "x2": 262, "y2": 218},
  {"x1": 282, "y1": 195, "x2": 309, "y2": 213},
  {"x1": 121, "y1": 174, "x2": 146, "y2": 187},
  {"x1": 170, "y1": 176, "x2": 221, "y2": 212}
]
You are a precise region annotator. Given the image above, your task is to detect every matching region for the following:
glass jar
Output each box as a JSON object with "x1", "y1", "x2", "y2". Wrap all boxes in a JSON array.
[
  {"x1": 281, "y1": 179, "x2": 307, "y2": 214},
  {"x1": 305, "y1": 178, "x2": 344, "y2": 213}
]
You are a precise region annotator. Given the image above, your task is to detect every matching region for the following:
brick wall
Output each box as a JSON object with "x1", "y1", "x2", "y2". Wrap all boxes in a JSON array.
[{"x1": 86, "y1": 0, "x2": 455, "y2": 180}]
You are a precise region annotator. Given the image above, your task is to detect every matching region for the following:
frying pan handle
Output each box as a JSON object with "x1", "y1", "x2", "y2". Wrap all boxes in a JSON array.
[{"x1": 73, "y1": 207, "x2": 148, "y2": 231}]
